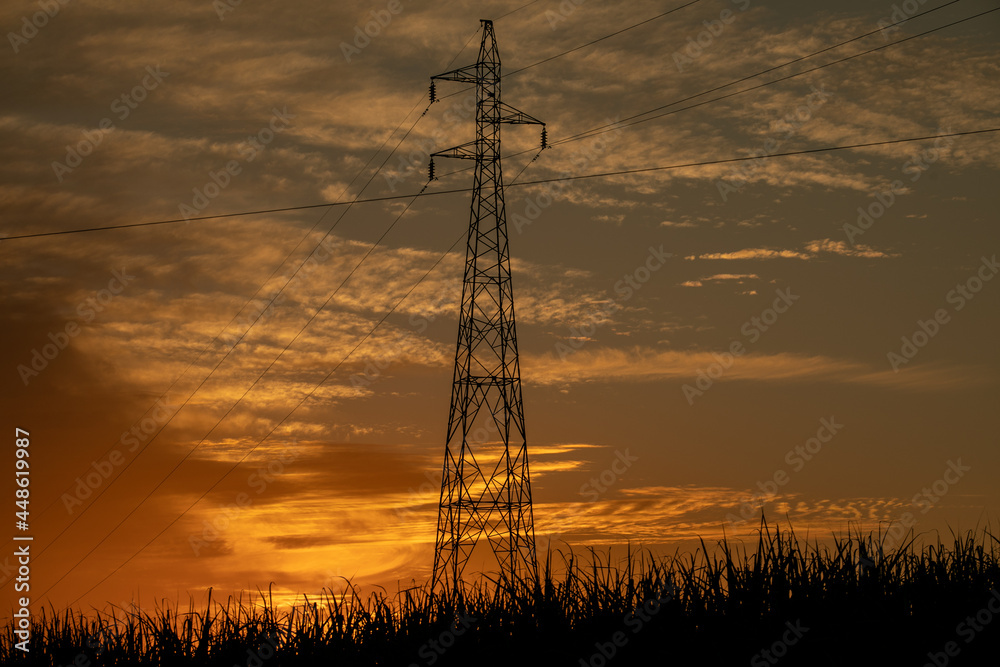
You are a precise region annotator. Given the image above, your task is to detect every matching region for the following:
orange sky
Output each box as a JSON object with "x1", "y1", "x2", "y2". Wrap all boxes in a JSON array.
[{"x1": 1, "y1": 0, "x2": 999, "y2": 617}]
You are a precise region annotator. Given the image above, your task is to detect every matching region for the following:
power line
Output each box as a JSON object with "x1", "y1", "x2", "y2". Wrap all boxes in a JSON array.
[
  {"x1": 517, "y1": 128, "x2": 1000, "y2": 185},
  {"x1": 0, "y1": 196, "x2": 453, "y2": 241},
  {"x1": 496, "y1": 0, "x2": 544, "y2": 21},
  {"x1": 6, "y1": 127, "x2": 997, "y2": 244}
]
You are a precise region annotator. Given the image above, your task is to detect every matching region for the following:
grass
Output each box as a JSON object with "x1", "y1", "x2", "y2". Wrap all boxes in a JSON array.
[{"x1": 4, "y1": 522, "x2": 1000, "y2": 666}]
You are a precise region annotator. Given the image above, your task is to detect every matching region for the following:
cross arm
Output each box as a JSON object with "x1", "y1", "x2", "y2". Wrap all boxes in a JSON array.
[
  {"x1": 498, "y1": 102, "x2": 544, "y2": 126},
  {"x1": 431, "y1": 64, "x2": 479, "y2": 85},
  {"x1": 430, "y1": 140, "x2": 478, "y2": 161}
]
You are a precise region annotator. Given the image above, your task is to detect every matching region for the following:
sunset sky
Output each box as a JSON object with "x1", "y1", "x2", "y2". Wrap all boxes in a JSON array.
[{"x1": 1, "y1": 0, "x2": 998, "y2": 616}]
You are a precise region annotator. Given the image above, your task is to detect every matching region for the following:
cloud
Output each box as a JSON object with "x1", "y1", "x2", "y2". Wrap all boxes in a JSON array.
[
  {"x1": 681, "y1": 273, "x2": 761, "y2": 289},
  {"x1": 803, "y1": 238, "x2": 897, "y2": 258},
  {"x1": 687, "y1": 248, "x2": 811, "y2": 261},
  {"x1": 523, "y1": 346, "x2": 988, "y2": 390},
  {"x1": 688, "y1": 239, "x2": 897, "y2": 261},
  {"x1": 703, "y1": 273, "x2": 759, "y2": 281},
  {"x1": 535, "y1": 484, "x2": 914, "y2": 545},
  {"x1": 592, "y1": 213, "x2": 625, "y2": 225}
]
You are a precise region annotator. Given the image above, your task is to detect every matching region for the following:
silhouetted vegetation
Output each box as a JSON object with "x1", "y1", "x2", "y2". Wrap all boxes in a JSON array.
[{"x1": 5, "y1": 523, "x2": 1000, "y2": 666}]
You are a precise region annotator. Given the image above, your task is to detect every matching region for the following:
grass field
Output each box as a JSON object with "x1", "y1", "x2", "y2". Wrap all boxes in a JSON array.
[{"x1": 4, "y1": 523, "x2": 1000, "y2": 666}]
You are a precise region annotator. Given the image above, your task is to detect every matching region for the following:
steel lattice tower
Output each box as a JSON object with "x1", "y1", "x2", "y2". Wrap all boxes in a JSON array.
[{"x1": 428, "y1": 19, "x2": 545, "y2": 595}]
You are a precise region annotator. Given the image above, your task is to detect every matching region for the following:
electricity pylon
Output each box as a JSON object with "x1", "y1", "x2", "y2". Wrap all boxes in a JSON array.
[{"x1": 428, "y1": 19, "x2": 545, "y2": 596}]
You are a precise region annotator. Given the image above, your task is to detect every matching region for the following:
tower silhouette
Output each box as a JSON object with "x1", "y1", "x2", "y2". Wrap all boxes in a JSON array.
[{"x1": 428, "y1": 19, "x2": 545, "y2": 595}]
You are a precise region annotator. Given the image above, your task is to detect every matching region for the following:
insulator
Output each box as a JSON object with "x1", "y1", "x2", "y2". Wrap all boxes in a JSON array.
[
  {"x1": 428, "y1": 158, "x2": 435, "y2": 181},
  {"x1": 429, "y1": 82, "x2": 437, "y2": 103},
  {"x1": 541, "y1": 127, "x2": 548, "y2": 149}
]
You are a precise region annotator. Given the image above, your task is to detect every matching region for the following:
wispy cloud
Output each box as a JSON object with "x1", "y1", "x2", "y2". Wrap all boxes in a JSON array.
[
  {"x1": 524, "y1": 347, "x2": 988, "y2": 390},
  {"x1": 687, "y1": 238, "x2": 897, "y2": 261},
  {"x1": 804, "y1": 238, "x2": 897, "y2": 258},
  {"x1": 535, "y1": 484, "x2": 914, "y2": 545}
]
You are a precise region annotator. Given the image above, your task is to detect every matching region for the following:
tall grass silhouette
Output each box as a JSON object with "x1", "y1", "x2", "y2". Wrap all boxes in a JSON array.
[{"x1": 5, "y1": 523, "x2": 1000, "y2": 665}]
